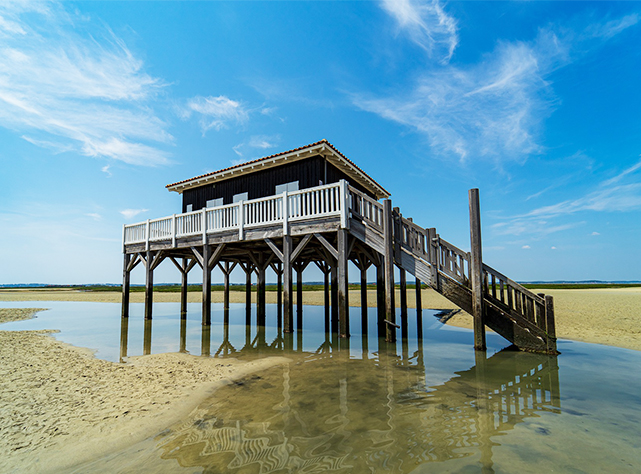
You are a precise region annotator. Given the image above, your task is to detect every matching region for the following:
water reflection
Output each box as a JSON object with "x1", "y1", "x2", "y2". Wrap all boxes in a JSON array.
[
  {"x1": 151, "y1": 345, "x2": 559, "y2": 473},
  {"x1": 118, "y1": 305, "x2": 561, "y2": 473}
]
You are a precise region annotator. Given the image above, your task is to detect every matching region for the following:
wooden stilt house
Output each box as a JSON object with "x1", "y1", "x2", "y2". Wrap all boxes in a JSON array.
[{"x1": 121, "y1": 139, "x2": 557, "y2": 354}]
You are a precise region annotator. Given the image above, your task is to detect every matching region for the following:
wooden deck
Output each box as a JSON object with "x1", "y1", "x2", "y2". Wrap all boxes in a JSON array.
[{"x1": 122, "y1": 180, "x2": 557, "y2": 354}]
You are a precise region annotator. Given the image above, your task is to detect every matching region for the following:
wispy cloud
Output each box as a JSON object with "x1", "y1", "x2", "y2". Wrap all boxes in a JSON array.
[
  {"x1": 0, "y1": 2, "x2": 172, "y2": 166},
  {"x1": 120, "y1": 208, "x2": 148, "y2": 220},
  {"x1": 232, "y1": 134, "x2": 280, "y2": 157},
  {"x1": 180, "y1": 95, "x2": 248, "y2": 135},
  {"x1": 380, "y1": 0, "x2": 458, "y2": 63},
  {"x1": 493, "y1": 159, "x2": 641, "y2": 237},
  {"x1": 355, "y1": 12, "x2": 638, "y2": 165},
  {"x1": 86, "y1": 213, "x2": 102, "y2": 221}
]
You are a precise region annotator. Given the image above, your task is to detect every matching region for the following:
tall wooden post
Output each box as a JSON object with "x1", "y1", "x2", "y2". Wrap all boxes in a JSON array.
[
  {"x1": 202, "y1": 245, "x2": 211, "y2": 326},
  {"x1": 400, "y1": 269, "x2": 408, "y2": 341},
  {"x1": 144, "y1": 250, "x2": 154, "y2": 321},
  {"x1": 416, "y1": 277, "x2": 423, "y2": 335},
  {"x1": 179, "y1": 318, "x2": 187, "y2": 353},
  {"x1": 469, "y1": 188, "x2": 486, "y2": 351},
  {"x1": 360, "y1": 266, "x2": 368, "y2": 321},
  {"x1": 324, "y1": 269, "x2": 330, "y2": 330},
  {"x1": 545, "y1": 295, "x2": 557, "y2": 354},
  {"x1": 283, "y1": 236, "x2": 293, "y2": 332},
  {"x1": 143, "y1": 318, "x2": 152, "y2": 355},
  {"x1": 376, "y1": 263, "x2": 385, "y2": 338},
  {"x1": 223, "y1": 261, "x2": 230, "y2": 311},
  {"x1": 383, "y1": 199, "x2": 396, "y2": 342},
  {"x1": 337, "y1": 229, "x2": 349, "y2": 338},
  {"x1": 257, "y1": 254, "x2": 266, "y2": 322},
  {"x1": 180, "y1": 258, "x2": 188, "y2": 318},
  {"x1": 296, "y1": 266, "x2": 303, "y2": 323},
  {"x1": 121, "y1": 253, "x2": 130, "y2": 319},
  {"x1": 277, "y1": 262, "x2": 283, "y2": 314},
  {"x1": 331, "y1": 266, "x2": 338, "y2": 333}
]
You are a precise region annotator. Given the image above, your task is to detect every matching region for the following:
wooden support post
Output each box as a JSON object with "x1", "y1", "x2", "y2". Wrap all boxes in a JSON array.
[
  {"x1": 428, "y1": 227, "x2": 439, "y2": 289},
  {"x1": 144, "y1": 250, "x2": 154, "y2": 321},
  {"x1": 277, "y1": 262, "x2": 283, "y2": 321},
  {"x1": 283, "y1": 236, "x2": 293, "y2": 332},
  {"x1": 121, "y1": 253, "x2": 130, "y2": 319},
  {"x1": 257, "y1": 254, "x2": 266, "y2": 322},
  {"x1": 324, "y1": 269, "x2": 330, "y2": 330},
  {"x1": 245, "y1": 265, "x2": 252, "y2": 324},
  {"x1": 469, "y1": 188, "x2": 486, "y2": 351},
  {"x1": 545, "y1": 295, "x2": 557, "y2": 354},
  {"x1": 296, "y1": 266, "x2": 303, "y2": 322},
  {"x1": 400, "y1": 268, "x2": 408, "y2": 340},
  {"x1": 416, "y1": 277, "x2": 423, "y2": 336},
  {"x1": 179, "y1": 318, "x2": 187, "y2": 353},
  {"x1": 202, "y1": 245, "x2": 211, "y2": 326},
  {"x1": 360, "y1": 266, "x2": 368, "y2": 323},
  {"x1": 180, "y1": 258, "x2": 188, "y2": 318},
  {"x1": 223, "y1": 261, "x2": 230, "y2": 311},
  {"x1": 143, "y1": 319, "x2": 152, "y2": 355},
  {"x1": 376, "y1": 262, "x2": 385, "y2": 338},
  {"x1": 337, "y1": 229, "x2": 349, "y2": 338},
  {"x1": 331, "y1": 265, "x2": 338, "y2": 334},
  {"x1": 383, "y1": 199, "x2": 396, "y2": 342}
]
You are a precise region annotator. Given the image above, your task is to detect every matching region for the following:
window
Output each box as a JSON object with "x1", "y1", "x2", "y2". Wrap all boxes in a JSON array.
[
  {"x1": 206, "y1": 198, "x2": 224, "y2": 208},
  {"x1": 186, "y1": 204, "x2": 193, "y2": 212},
  {"x1": 275, "y1": 180, "x2": 299, "y2": 194},
  {"x1": 233, "y1": 192, "x2": 249, "y2": 203}
]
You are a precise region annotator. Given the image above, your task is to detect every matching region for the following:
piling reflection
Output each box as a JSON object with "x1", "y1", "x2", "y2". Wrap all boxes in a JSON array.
[{"x1": 143, "y1": 313, "x2": 561, "y2": 474}]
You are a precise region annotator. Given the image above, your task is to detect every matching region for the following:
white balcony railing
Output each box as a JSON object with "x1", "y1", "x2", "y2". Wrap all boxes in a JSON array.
[{"x1": 123, "y1": 180, "x2": 354, "y2": 248}]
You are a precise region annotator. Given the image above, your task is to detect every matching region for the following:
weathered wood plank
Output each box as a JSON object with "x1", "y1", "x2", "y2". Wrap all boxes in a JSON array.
[{"x1": 469, "y1": 188, "x2": 486, "y2": 351}]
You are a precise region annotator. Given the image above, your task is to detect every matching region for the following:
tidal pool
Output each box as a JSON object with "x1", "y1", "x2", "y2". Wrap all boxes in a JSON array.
[{"x1": 2, "y1": 301, "x2": 640, "y2": 472}]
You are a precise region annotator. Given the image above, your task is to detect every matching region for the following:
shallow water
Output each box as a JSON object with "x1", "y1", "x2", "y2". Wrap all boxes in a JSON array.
[{"x1": 2, "y1": 301, "x2": 641, "y2": 472}]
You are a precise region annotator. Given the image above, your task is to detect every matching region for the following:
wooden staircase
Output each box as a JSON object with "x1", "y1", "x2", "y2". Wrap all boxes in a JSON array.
[{"x1": 347, "y1": 186, "x2": 558, "y2": 354}]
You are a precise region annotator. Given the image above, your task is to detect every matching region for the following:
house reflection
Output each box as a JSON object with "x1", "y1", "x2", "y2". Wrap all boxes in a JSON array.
[{"x1": 120, "y1": 306, "x2": 561, "y2": 473}]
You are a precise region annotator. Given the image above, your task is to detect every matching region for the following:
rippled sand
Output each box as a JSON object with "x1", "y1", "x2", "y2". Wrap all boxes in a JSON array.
[{"x1": 0, "y1": 310, "x2": 289, "y2": 473}]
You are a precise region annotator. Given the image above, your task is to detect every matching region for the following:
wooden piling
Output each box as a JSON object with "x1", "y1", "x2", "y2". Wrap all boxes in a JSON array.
[
  {"x1": 337, "y1": 229, "x2": 349, "y2": 338},
  {"x1": 223, "y1": 260, "x2": 230, "y2": 311},
  {"x1": 415, "y1": 277, "x2": 422, "y2": 318},
  {"x1": 331, "y1": 265, "x2": 338, "y2": 333},
  {"x1": 360, "y1": 266, "x2": 368, "y2": 322},
  {"x1": 121, "y1": 253, "x2": 130, "y2": 319},
  {"x1": 296, "y1": 266, "x2": 303, "y2": 322},
  {"x1": 202, "y1": 245, "x2": 211, "y2": 326},
  {"x1": 376, "y1": 263, "x2": 385, "y2": 338},
  {"x1": 400, "y1": 268, "x2": 408, "y2": 340},
  {"x1": 545, "y1": 295, "x2": 557, "y2": 354},
  {"x1": 180, "y1": 258, "x2": 188, "y2": 318},
  {"x1": 257, "y1": 254, "x2": 266, "y2": 322},
  {"x1": 283, "y1": 236, "x2": 293, "y2": 332},
  {"x1": 144, "y1": 250, "x2": 154, "y2": 321},
  {"x1": 469, "y1": 188, "x2": 486, "y2": 351},
  {"x1": 383, "y1": 199, "x2": 396, "y2": 342}
]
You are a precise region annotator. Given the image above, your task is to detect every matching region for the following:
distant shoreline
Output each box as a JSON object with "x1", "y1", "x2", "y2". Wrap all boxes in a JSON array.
[{"x1": 2, "y1": 286, "x2": 640, "y2": 352}]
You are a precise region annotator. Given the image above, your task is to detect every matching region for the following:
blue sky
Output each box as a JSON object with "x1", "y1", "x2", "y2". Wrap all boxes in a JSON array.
[{"x1": 1, "y1": 1, "x2": 640, "y2": 285}]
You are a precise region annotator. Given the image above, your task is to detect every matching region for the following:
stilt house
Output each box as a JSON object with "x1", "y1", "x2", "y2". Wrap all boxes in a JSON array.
[{"x1": 121, "y1": 139, "x2": 557, "y2": 354}]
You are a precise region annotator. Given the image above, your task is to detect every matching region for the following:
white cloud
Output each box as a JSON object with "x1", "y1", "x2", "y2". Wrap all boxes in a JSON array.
[
  {"x1": 101, "y1": 164, "x2": 112, "y2": 177},
  {"x1": 181, "y1": 95, "x2": 248, "y2": 135},
  {"x1": 551, "y1": 246, "x2": 557, "y2": 250},
  {"x1": 355, "y1": 13, "x2": 637, "y2": 165},
  {"x1": 120, "y1": 209, "x2": 148, "y2": 220},
  {"x1": 86, "y1": 213, "x2": 102, "y2": 221},
  {"x1": 380, "y1": 0, "x2": 458, "y2": 63},
  {"x1": 0, "y1": 3, "x2": 172, "y2": 166},
  {"x1": 232, "y1": 135, "x2": 280, "y2": 158},
  {"x1": 522, "y1": 245, "x2": 531, "y2": 249},
  {"x1": 591, "y1": 231, "x2": 600, "y2": 236}
]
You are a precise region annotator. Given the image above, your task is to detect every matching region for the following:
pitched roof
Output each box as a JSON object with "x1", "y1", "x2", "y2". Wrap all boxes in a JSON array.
[{"x1": 165, "y1": 139, "x2": 390, "y2": 199}]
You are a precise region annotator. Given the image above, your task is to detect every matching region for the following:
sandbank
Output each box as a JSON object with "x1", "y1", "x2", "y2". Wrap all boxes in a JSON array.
[{"x1": 0, "y1": 312, "x2": 289, "y2": 473}]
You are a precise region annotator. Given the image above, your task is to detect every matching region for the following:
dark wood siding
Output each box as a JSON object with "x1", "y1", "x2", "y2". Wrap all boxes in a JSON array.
[{"x1": 182, "y1": 154, "x2": 376, "y2": 212}]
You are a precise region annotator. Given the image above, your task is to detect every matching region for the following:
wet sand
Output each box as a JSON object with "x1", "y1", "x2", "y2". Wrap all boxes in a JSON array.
[
  {"x1": 2, "y1": 287, "x2": 640, "y2": 350},
  {"x1": 0, "y1": 309, "x2": 289, "y2": 473}
]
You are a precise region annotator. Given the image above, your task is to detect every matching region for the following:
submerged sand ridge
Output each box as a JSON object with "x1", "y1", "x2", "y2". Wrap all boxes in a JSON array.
[
  {"x1": 2, "y1": 287, "x2": 640, "y2": 351},
  {"x1": 0, "y1": 312, "x2": 289, "y2": 473}
]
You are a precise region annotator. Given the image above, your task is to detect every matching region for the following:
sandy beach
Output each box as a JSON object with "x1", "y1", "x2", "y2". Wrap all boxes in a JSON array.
[
  {"x1": 0, "y1": 307, "x2": 289, "y2": 473},
  {"x1": 1, "y1": 287, "x2": 639, "y2": 471},
  {"x1": 2, "y1": 286, "x2": 640, "y2": 350}
]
